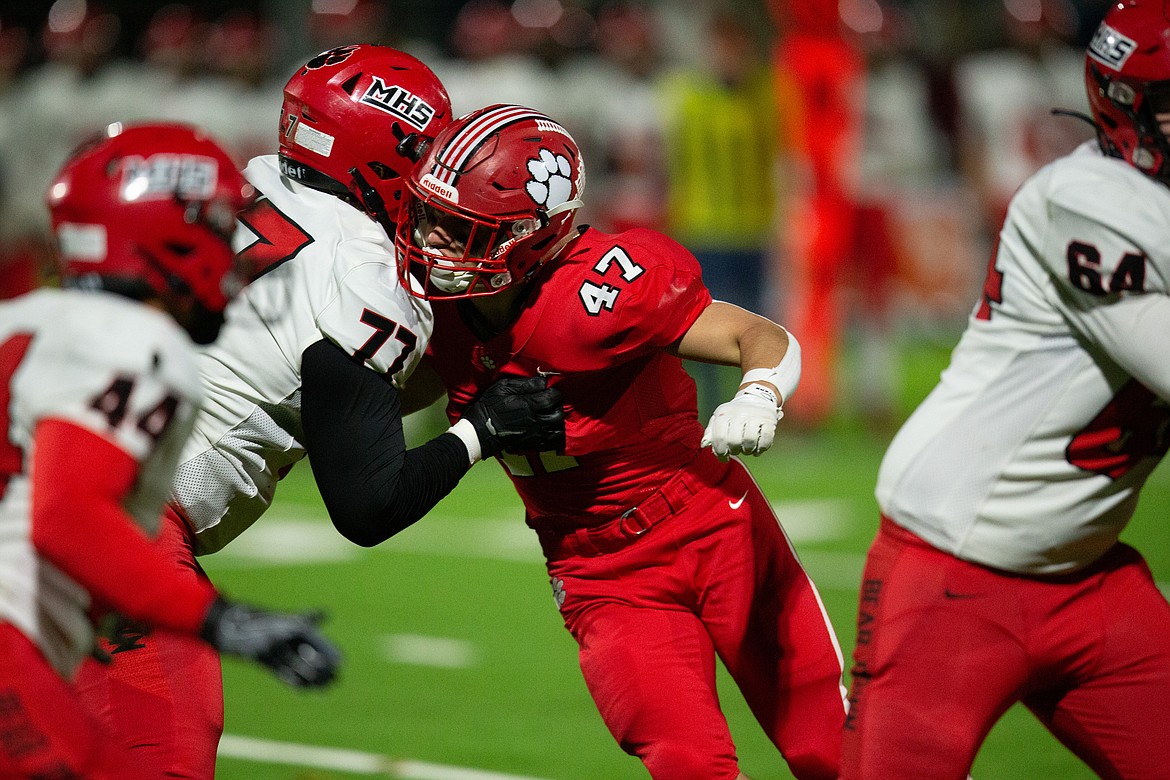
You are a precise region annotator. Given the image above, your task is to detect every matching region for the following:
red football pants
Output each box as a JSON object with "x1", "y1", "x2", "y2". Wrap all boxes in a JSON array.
[
  {"x1": 75, "y1": 506, "x2": 223, "y2": 779},
  {"x1": 546, "y1": 458, "x2": 846, "y2": 780},
  {"x1": 0, "y1": 623, "x2": 154, "y2": 779},
  {"x1": 842, "y1": 517, "x2": 1170, "y2": 780}
]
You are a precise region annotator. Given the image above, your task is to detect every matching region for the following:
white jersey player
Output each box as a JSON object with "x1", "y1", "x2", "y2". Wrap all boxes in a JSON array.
[
  {"x1": 0, "y1": 290, "x2": 201, "y2": 677},
  {"x1": 0, "y1": 122, "x2": 339, "y2": 780},
  {"x1": 76, "y1": 47, "x2": 566, "y2": 778},
  {"x1": 176, "y1": 150, "x2": 436, "y2": 553},
  {"x1": 843, "y1": 3, "x2": 1170, "y2": 778},
  {"x1": 876, "y1": 137, "x2": 1170, "y2": 574}
]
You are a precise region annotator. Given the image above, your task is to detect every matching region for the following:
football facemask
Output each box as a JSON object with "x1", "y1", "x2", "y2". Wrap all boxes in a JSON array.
[
  {"x1": 403, "y1": 196, "x2": 546, "y2": 295},
  {"x1": 395, "y1": 104, "x2": 585, "y2": 300}
]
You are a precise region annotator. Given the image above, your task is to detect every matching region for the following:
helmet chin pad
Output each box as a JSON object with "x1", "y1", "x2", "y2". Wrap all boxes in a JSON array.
[{"x1": 429, "y1": 265, "x2": 480, "y2": 294}]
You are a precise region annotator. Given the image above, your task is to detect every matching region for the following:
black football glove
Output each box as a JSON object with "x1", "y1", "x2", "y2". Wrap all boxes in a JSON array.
[
  {"x1": 465, "y1": 375, "x2": 565, "y2": 458},
  {"x1": 200, "y1": 597, "x2": 342, "y2": 689}
]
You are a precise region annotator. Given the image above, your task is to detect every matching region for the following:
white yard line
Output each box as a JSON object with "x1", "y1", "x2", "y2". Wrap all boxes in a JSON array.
[
  {"x1": 207, "y1": 500, "x2": 855, "y2": 567},
  {"x1": 380, "y1": 633, "x2": 478, "y2": 668},
  {"x1": 203, "y1": 514, "x2": 1168, "y2": 596},
  {"x1": 218, "y1": 734, "x2": 556, "y2": 780}
]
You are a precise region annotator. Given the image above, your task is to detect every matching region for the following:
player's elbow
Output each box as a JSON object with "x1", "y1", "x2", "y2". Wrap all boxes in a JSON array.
[
  {"x1": 328, "y1": 505, "x2": 390, "y2": 547},
  {"x1": 326, "y1": 500, "x2": 418, "y2": 547}
]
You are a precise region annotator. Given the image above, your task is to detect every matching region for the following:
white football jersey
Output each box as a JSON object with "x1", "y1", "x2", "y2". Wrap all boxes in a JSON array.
[
  {"x1": 0, "y1": 289, "x2": 200, "y2": 675},
  {"x1": 174, "y1": 155, "x2": 434, "y2": 554},
  {"x1": 878, "y1": 142, "x2": 1170, "y2": 575}
]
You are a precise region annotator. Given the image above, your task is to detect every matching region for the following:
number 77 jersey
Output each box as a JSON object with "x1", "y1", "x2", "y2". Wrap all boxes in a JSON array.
[
  {"x1": 173, "y1": 154, "x2": 434, "y2": 554},
  {"x1": 877, "y1": 141, "x2": 1170, "y2": 577}
]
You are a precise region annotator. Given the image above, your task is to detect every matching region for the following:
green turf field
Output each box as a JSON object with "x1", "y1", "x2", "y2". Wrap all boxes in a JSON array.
[{"x1": 202, "y1": 338, "x2": 1170, "y2": 779}]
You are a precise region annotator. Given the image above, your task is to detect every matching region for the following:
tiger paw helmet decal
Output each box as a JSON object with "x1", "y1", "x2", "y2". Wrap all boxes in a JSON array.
[{"x1": 526, "y1": 149, "x2": 574, "y2": 211}]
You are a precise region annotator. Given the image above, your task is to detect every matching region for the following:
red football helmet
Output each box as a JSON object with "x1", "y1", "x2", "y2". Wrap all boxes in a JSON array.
[
  {"x1": 279, "y1": 44, "x2": 452, "y2": 230},
  {"x1": 46, "y1": 122, "x2": 253, "y2": 339},
  {"x1": 396, "y1": 104, "x2": 586, "y2": 299},
  {"x1": 1085, "y1": 0, "x2": 1170, "y2": 183}
]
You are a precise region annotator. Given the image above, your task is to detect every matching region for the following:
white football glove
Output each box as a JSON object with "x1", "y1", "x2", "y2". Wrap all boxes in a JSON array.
[{"x1": 701, "y1": 383, "x2": 783, "y2": 461}]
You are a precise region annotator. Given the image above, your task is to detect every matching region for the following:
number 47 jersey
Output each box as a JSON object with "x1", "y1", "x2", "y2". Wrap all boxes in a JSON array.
[
  {"x1": 173, "y1": 154, "x2": 434, "y2": 555},
  {"x1": 877, "y1": 141, "x2": 1170, "y2": 576}
]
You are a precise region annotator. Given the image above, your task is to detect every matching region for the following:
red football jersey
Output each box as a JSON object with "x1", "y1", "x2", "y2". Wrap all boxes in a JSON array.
[{"x1": 427, "y1": 227, "x2": 712, "y2": 528}]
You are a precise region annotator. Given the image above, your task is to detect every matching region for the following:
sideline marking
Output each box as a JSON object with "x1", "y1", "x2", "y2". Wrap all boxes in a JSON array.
[{"x1": 218, "y1": 734, "x2": 556, "y2": 780}]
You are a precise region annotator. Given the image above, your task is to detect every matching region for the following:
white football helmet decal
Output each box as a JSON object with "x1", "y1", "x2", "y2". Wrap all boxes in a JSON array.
[{"x1": 526, "y1": 149, "x2": 574, "y2": 210}]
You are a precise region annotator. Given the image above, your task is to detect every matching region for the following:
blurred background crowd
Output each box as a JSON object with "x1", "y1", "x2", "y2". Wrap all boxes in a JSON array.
[{"x1": 0, "y1": 0, "x2": 1114, "y2": 430}]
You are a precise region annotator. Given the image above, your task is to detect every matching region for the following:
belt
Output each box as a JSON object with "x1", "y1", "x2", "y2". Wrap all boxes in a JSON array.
[{"x1": 534, "y1": 453, "x2": 727, "y2": 560}]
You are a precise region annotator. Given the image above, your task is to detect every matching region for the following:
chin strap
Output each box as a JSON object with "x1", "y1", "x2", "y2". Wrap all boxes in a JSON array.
[
  {"x1": 546, "y1": 225, "x2": 584, "y2": 258},
  {"x1": 1050, "y1": 108, "x2": 1098, "y2": 130},
  {"x1": 546, "y1": 198, "x2": 583, "y2": 218},
  {"x1": 524, "y1": 224, "x2": 587, "y2": 284},
  {"x1": 348, "y1": 166, "x2": 396, "y2": 235}
]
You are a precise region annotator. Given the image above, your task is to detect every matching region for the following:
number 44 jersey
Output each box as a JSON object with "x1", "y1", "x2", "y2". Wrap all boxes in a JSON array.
[
  {"x1": 174, "y1": 154, "x2": 434, "y2": 554},
  {"x1": 877, "y1": 142, "x2": 1170, "y2": 576},
  {"x1": 0, "y1": 289, "x2": 201, "y2": 673}
]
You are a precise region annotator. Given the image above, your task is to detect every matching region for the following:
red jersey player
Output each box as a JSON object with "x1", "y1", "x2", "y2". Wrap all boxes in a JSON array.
[
  {"x1": 396, "y1": 104, "x2": 846, "y2": 780},
  {"x1": 0, "y1": 123, "x2": 339, "y2": 779}
]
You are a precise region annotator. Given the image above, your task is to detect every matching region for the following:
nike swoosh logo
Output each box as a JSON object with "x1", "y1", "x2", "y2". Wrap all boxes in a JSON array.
[{"x1": 729, "y1": 492, "x2": 748, "y2": 510}]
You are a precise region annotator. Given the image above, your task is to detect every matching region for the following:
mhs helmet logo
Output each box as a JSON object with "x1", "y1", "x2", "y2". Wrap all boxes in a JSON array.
[
  {"x1": 120, "y1": 154, "x2": 218, "y2": 202},
  {"x1": 360, "y1": 77, "x2": 436, "y2": 130},
  {"x1": 1088, "y1": 24, "x2": 1137, "y2": 70}
]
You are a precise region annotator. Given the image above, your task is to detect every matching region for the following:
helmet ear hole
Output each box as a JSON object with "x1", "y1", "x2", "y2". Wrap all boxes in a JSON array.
[
  {"x1": 510, "y1": 217, "x2": 540, "y2": 237},
  {"x1": 163, "y1": 242, "x2": 196, "y2": 257},
  {"x1": 368, "y1": 162, "x2": 399, "y2": 180}
]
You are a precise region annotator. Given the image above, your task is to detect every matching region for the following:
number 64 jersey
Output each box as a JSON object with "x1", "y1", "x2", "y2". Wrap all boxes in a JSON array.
[
  {"x1": 173, "y1": 154, "x2": 433, "y2": 555},
  {"x1": 877, "y1": 142, "x2": 1170, "y2": 576}
]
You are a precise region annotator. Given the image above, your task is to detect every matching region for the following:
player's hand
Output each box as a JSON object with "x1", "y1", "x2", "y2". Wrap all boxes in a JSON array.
[
  {"x1": 701, "y1": 384, "x2": 782, "y2": 461},
  {"x1": 200, "y1": 597, "x2": 342, "y2": 688},
  {"x1": 466, "y1": 375, "x2": 565, "y2": 458}
]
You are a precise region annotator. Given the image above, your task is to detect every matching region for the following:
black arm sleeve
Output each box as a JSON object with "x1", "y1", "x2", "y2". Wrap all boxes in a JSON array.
[{"x1": 300, "y1": 338, "x2": 471, "y2": 547}]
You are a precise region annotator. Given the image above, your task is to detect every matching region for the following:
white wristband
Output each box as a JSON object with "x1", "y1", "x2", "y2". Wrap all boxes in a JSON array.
[
  {"x1": 447, "y1": 418, "x2": 482, "y2": 466},
  {"x1": 741, "y1": 332, "x2": 801, "y2": 406},
  {"x1": 736, "y1": 382, "x2": 778, "y2": 408}
]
